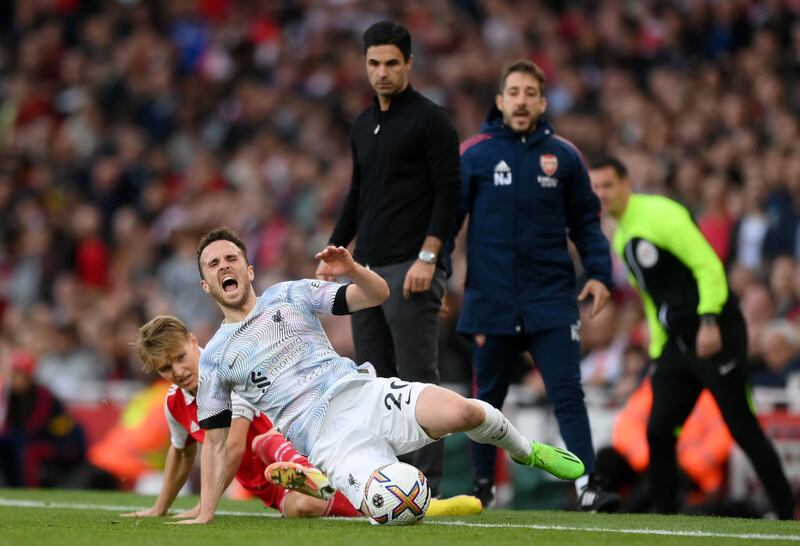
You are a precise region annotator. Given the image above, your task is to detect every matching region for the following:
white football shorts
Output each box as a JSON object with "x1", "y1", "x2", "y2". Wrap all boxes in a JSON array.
[{"x1": 308, "y1": 376, "x2": 437, "y2": 509}]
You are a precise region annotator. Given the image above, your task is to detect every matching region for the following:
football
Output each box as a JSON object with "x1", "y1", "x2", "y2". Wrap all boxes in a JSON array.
[{"x1": 364, "y1": 462, "x2": 431, "y2": 525}]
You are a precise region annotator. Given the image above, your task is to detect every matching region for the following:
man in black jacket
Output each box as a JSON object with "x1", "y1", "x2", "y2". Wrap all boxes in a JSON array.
[{"x1": 318, "y1": 21, "x2": 460, "y2": 496}]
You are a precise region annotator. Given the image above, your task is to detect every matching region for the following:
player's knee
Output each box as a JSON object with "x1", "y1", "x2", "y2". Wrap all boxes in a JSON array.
[
  {"x1": 454, "y1": 399, "x2": 485, "y2": 430},
  {"x1": 283, "y1": 494, "x2": 325, "y2": 518}
]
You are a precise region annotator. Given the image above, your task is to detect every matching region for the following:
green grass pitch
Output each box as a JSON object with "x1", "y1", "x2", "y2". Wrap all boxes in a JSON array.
[{"x1": 0, "y1": 488, "x2": 797, "y2": 546}]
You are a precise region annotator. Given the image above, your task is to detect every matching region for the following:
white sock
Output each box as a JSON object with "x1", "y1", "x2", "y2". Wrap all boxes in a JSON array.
[
  {"x1": 464, "y1": 399, "x2": 531, "y2": 462},
  {"x1": 575, "y1": 474, "x2": 589, "y2": 494}
]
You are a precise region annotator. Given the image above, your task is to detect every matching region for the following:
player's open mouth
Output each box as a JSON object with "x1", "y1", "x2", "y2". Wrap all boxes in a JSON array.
[{"x1": 221, "y1": 275, "x2": 238, "y2": 293}]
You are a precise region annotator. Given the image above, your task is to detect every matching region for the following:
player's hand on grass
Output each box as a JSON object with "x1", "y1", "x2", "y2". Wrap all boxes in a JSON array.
[
  {"x1": 169, "y1": 516, "x2": 212, "y2": 525},
  {"x1": 120, "y1": 507, "x2": 165, "y2": 517},
  {"x1": 170, "y1": 504, "x2": 200, "y2": 519},
  {"x1": 315, "y1": 246, "x2": 355, "y2": 278}
]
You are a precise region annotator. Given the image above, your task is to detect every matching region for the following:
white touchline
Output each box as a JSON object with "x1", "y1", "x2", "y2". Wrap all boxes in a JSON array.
[
  {"x1": 0, "y1": 498, "x2": 282, "y2": 518},
  {"x1": 430, "y1": 520, "x2": 800, "y2": 542},
  {"x1": 0, "y1": 497, "x2": 797, "y2": 542}
]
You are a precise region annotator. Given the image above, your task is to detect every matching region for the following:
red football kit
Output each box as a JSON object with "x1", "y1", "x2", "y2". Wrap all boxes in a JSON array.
[{"x1": 164, "y1": 385, "x2": 358, "y2": 517}]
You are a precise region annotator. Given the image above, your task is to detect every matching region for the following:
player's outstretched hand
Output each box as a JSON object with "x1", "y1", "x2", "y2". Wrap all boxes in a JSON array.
[
  {"x1": 120, "y1": 507, "x2": 165, "y2": 518},
  {"x1": 168, "y1": 516, "x2": 211, "y2": 525},
  {"x1": 170, "y1": 504, "x2": 200, "y2": 519},
  {"x1": 315, "y1": 259, "x2": 336, "y2": 281},
  {"x1": 314, "y1": 245, "x2": 356, "y2": 278}
]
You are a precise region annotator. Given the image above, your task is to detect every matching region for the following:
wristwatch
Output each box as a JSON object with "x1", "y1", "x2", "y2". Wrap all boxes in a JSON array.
[
  {"x1": 418, "y1": 249, "x2": 437, "y2": 265},
  {"x1": 699, "y1": 314, "x2": 718, "y2": 327}
]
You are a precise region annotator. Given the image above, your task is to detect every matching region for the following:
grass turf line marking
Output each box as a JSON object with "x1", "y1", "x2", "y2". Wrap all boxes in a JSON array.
[
  {"x1": 430, "y1": 520, "x2": 800, "y2": 542},
  {"x1": 0, "y1": 497, "x2": 796, "y2": 542},
  {"x1": 0, "y1": 498, "x2": 281, "y2": 518}
]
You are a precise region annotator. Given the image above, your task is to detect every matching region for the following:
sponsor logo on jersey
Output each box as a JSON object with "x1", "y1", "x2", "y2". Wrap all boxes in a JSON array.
[{"x1": 250, "y1": 370, "x2": 271, "y2": 392}]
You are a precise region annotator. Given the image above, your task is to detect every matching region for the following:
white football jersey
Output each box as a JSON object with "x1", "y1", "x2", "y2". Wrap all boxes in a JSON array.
[{"x1": 196, "y1": 279, "x2": 367, "y2": 455}]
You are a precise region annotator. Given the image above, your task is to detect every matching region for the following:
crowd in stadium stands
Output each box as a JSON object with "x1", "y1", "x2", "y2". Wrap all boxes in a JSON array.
[{"x1": 1, "y1": 0, "x2": 800, "y2": 496}]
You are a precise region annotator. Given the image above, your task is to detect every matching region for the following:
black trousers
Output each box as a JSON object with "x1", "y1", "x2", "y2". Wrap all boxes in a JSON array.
[
  {"x1": 350, "y1": 259, "x2": 446, "y2": 495},
  {"x1": 648, "y1": 309, "x2": 795, "y2": 519}
]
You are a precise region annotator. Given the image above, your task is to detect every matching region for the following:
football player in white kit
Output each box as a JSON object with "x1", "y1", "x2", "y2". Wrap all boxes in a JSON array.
[{"x1": 179, "y1": 227, "x2": 584, "y2": 524}]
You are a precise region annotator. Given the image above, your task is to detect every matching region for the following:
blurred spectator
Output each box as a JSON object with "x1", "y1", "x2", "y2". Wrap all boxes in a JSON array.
[
  {"x1": 580, "y1": 301, "x2": 627, "y2": 390},
  {"x1": 753, "y1": 320, "x2": 800, "y2": 387},
  {"x1": 71, "y1": 203, "x2": 110, "y2": 291},
  {"x1": 698, "y1": 174, "x2": 733, "y2": 262},
  {"x1": 741, "y1": 283, "x2": 775, "y2": 361},
  {"x1": 0, "y1": 350, "x2": 86, "y2": 488},
  {"x1": 610, "y1": 345, "x2": 649, "y2": 407},
  {"x1": 156, "y1": 228, "x2": 221, "y2": 338},
  {"x1": 727, "y1": 175, "x2": 768, "y2": 272},
  {"x1": 34, "y1": 323, "x2": 109, "y2": 401},
  {"x1": 769, "y1": 256, "x2": 798, "y2": 318},
  {"x1": 789, "y1": 265, "x2": 800, "y2": 321}
]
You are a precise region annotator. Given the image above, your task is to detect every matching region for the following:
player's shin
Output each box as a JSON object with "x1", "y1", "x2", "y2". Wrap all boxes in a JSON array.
[
  {"x1": 253, "y1": 431, "x2": 313, "y2": 467},
  {"x1": 463, "y1": 399, "x2": 531, "y2": 462},
  {"x1": 464, "y1": 399, "x2": 584, "y2": 480}
]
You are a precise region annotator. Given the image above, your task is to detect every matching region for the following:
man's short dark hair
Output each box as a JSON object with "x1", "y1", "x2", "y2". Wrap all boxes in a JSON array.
[
  {"x1": 196, "y1": 226, "x2": 248, "y2": 279},
  {"x1": 362, "y1": 20, "x2": 412, "y2": 61},
  {"x1": 590, "y1": 156, "x2": 629, "y2": 179},
  {"x1": 499, "y1": 59, "x2": 546, "y2": 94}
]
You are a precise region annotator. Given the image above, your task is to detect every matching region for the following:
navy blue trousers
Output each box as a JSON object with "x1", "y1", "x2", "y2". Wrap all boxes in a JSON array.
[{"x1": 470, "y1": 326, "x2": 595, "y2": 481}]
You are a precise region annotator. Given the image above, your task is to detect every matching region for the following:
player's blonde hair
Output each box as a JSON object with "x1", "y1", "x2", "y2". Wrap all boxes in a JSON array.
[{"x1": 135, "y1": 315, "x2": 190, "y2": 373}]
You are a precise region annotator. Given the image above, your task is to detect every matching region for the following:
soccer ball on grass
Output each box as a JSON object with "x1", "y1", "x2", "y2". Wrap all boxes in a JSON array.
[{"x1": 364, "y1": 462, "x2": 431, "y2": 525}]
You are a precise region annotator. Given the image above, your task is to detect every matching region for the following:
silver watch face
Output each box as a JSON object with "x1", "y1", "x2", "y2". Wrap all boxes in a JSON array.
[{"x1": 418, "y1": 250, "x2": 436, "y2": 263}]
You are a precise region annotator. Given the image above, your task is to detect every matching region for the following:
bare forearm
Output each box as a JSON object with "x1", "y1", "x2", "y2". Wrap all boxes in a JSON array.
[
  {"x1": 221, "y1": 456, "x2": 239, "y2": 492},
  {"x1": 198, "y1": 429, "x2": 229, "y2": 522},
  {"x1": 153, "y1": 445, "x2": 196, "y2": 514},
  {"x1": 221, "y1": 418, "x2": 247, "y2": 490},
  {"x1": 346, "y1": 263, "x2": 390, "y2": 311}
]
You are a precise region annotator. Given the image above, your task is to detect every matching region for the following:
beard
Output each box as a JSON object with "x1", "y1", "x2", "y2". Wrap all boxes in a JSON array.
[
  {"x1": 209, "y1": 279, "x2": 252, "y2": 311},
  {"x1": 505, "y1": 112, "x2": 537, "y2": 133}
]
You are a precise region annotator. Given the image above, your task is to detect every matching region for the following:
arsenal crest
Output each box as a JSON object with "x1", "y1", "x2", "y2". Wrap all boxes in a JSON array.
[{"x1": 540, "y1": 154, "x2": 558, "y2": 176}]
